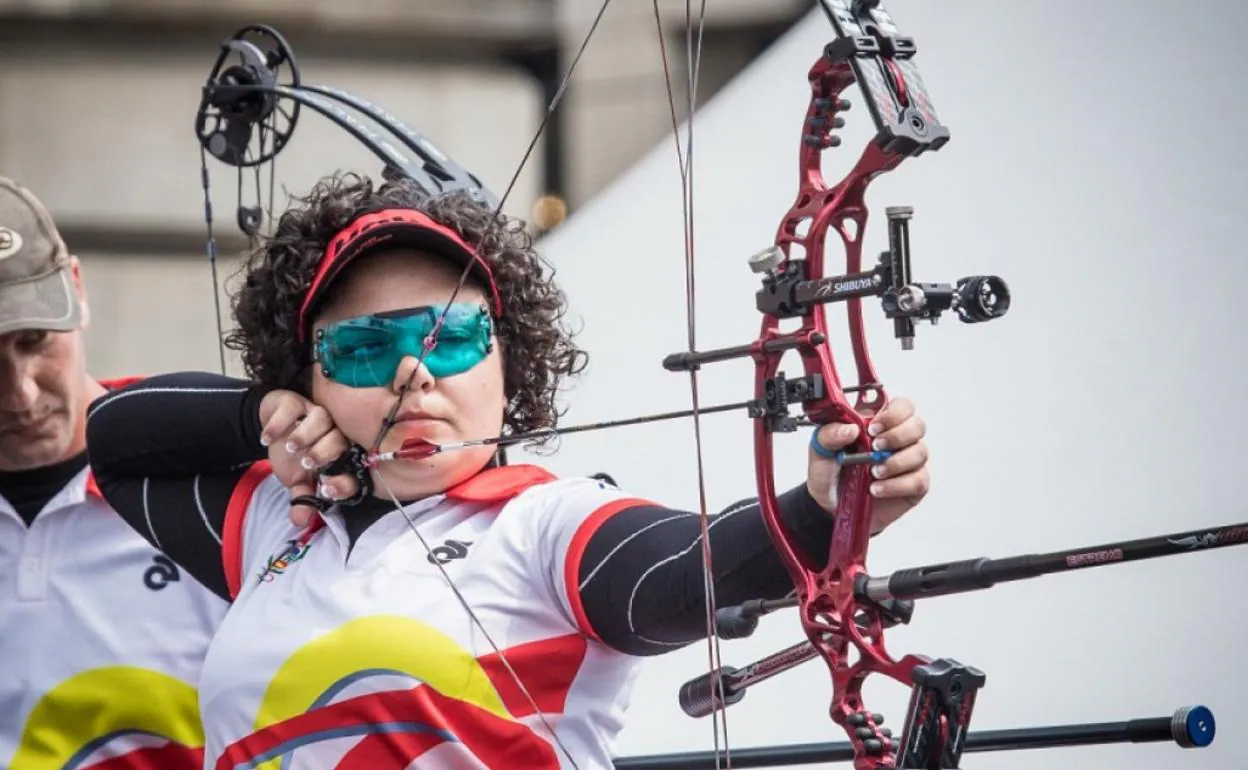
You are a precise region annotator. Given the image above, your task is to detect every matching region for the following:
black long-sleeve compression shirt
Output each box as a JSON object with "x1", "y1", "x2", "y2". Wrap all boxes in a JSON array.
[{"x1": 85, "y1": 372, "x2": 840, "y2": 656}]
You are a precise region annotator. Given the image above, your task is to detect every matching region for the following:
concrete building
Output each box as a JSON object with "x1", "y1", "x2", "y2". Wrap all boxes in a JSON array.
[{"x1": 0, "y1": 0, "x2": 805, "y2": 377}]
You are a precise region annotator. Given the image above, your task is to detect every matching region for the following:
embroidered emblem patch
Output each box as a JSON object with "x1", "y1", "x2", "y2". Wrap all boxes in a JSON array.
[{"x1": 257, "y1": 537, "x2": 312, "y2": 584}]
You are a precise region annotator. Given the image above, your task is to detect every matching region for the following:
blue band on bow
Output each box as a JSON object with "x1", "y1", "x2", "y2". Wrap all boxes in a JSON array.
[
  {"x1": 809, "y1": 427, "x2": 844, "y2": 460},
  {"x1": 809, "y1": 427, "x2": 893, "y2": 466}
]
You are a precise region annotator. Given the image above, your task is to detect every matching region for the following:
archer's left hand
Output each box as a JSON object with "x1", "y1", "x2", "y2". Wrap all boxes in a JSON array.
[{"x1": 806, "y1": 397, "x2": 929, "y2": 535}]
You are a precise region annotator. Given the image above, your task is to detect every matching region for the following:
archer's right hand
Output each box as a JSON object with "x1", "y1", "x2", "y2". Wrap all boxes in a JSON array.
[{"x1": 258, "y1": 389, "x2": 359, "y2": 526}]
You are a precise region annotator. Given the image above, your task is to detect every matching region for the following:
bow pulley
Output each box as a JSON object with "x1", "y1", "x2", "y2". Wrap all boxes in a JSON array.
[
  {"x1": 194, "y1": 23, "x2": 499, "y2": 241},
  {"x1": 195, "y1": 24, "x2": 302, "y2": 171}
]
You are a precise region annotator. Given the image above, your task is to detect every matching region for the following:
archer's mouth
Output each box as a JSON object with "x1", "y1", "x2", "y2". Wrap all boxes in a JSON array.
[
  {"x1": 390, "y1": 417, "x2": 450, "y2": 441},
  {"x1": 0, "y1": 412, "x2": 59, "y2": 437}
]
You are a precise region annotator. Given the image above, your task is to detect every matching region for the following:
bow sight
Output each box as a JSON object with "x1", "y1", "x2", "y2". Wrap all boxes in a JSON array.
[{"x1": 749, "y1": 206, "x2": 1010, "y2": 351}]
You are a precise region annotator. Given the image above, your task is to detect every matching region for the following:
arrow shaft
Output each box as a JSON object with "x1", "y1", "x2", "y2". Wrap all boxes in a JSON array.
[{"x1": 372, "y1": 399, "x2": 765, "y2": 464}]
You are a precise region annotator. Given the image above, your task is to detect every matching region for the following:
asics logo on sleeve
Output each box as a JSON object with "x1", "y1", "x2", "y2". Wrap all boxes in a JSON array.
[{"x1": 143, "y1": 554, "x2": 181, "y2": 591}]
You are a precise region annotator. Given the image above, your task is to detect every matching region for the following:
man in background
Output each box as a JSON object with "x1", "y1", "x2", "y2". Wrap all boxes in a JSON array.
[{"x1": 0, "y1": 176, "x2": 226, "y2": 768}]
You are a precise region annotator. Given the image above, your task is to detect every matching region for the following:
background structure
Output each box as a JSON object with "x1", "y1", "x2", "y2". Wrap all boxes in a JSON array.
[
  {"x1": 0, "y1": 0, "x2": 806, "y2": 376},
  {"x1": 3, "y1": 1, "x2": 1246, "y2": 768}
]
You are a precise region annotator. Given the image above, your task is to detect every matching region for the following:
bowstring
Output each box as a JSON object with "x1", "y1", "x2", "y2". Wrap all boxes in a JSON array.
[
  {"x1": 651, "y1": 1, "x2": 727, "y2": 766},
  {"x1": 198, "y1": 144, "x2": 229, "y2": 376},
  {"x1": 367, "y1": 0, "x2": 614, "y2": 456},
  {"x1": 199, "y1": 110, "x2": 279, "y2": 377},
  {"x1": 672, "y1": 1, "x2": 730, "y2": 765},
  {"x1": 371, "y1": 472, "x2": 586, "y2": 768}
]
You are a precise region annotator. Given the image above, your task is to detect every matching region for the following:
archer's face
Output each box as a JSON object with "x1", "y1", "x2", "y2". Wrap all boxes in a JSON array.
[
  {"x1": 0, "y1": 327, "x2": 89, "y2": 471},
  {"x1": 309, "y1": 248, "x2": 507, "y2": 499}
]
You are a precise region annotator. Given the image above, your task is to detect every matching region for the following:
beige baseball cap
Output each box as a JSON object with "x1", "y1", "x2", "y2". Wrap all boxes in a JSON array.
[{"x1": 0, "y1": 176, "x2": 82, "y2": 335}]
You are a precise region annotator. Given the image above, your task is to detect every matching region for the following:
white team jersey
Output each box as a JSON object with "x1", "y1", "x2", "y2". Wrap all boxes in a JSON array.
[
  {"x1": 0, "y1": 467, "x2": 229, "y2": 769},
  {"x1": 197, "y1": 462, "x2": 654, "y2": 770}
]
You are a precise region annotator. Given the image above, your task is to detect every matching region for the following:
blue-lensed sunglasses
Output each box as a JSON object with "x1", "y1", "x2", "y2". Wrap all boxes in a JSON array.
[{"x1": 312, "y1": 303, "x2": 493, "y2": 388}]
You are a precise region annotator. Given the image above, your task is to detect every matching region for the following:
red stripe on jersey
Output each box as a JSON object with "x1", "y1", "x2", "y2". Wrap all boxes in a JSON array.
[
  {"x1": 446, "y1": 464, "x2": 557, "y2": 503},
  {"x1": 562, "y1": 498, "x2": 654, "y2": 643},
  {"x1": 98, "y1": 375, "x2": 147, "y2": 391},
  {"x1": 215, "y1": 685, "x2": 561, "y2": 770},
  {"x1": 221, "y1": 460, "x2": 273, "y2": 600},
  {"x1": 84, "y1": 743, "x2": 204, "y2": 770},
  {"x1": 477, "y1": 633, "x2": 588, "y2": 716},
  {"x1": 84, "y1": 471, "x2": 103, "y2": 500}
]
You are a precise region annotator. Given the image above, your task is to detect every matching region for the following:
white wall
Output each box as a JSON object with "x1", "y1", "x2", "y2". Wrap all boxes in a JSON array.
[{"x1": 527, "y1": 1, "x2": 1248, "y2": 767}]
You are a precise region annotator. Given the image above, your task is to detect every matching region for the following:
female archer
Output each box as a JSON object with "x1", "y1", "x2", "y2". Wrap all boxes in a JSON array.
[{"x1": 84, "y1": 171, "x2": 932, "y2": 769}]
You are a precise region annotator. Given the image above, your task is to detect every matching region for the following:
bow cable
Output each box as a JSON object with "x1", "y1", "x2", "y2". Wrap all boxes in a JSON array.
[
  {"x1": 200, "y1": 101, "x2": 282, "y2": 376},
  {"x1": 651, "y1": 0, "x2": 732, "y2": 765}
]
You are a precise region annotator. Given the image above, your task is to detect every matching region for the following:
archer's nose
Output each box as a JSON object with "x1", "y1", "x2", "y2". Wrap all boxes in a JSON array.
[
  {"x1": 0, "y1": 354, "x2": 39, "y2": 412},
  {"x1": 391, "y1": 354, "x2": 435, "y2": 395}
]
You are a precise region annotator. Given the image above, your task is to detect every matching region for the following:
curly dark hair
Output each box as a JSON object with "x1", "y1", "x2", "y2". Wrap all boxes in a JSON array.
[{"x1": 223, "y1": 171, "x2": 588, "y2": 443}]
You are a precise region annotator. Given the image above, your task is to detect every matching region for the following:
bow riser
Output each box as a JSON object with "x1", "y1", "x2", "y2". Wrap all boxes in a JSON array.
[
  {"x1": 753, "y1": 69, "x2": 919, "y2": 770},
  {"x1": 751, "y1": 4, "x2": 967, "y2": 767}
]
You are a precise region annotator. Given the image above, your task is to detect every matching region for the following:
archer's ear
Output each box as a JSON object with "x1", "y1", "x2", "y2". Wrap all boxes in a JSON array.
[{"x1": 67, "y1": 256, "x2": 91, "y2": 328}]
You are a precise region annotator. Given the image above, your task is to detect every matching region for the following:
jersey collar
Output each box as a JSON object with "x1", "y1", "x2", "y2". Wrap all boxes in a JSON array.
[{"x1": 445, "y1": 464, "x2": 557, "y2": 503}]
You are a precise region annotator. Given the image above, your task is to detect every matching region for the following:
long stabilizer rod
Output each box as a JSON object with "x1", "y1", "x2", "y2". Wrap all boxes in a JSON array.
[{"x1": 613, "y1": 706, "x2": 1215, "y2": 769}]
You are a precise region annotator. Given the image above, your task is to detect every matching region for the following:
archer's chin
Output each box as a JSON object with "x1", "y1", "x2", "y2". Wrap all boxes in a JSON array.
[{"x1": 380, "y1": 450, "x2": 489, "y2": 497}]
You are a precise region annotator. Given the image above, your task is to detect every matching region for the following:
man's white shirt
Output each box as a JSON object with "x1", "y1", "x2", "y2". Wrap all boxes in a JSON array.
[{"x1": 0, "y1": 466, "x2": 229, "y2": 769}]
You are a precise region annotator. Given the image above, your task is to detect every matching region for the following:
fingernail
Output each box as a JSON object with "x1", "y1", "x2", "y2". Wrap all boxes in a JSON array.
[
  {"x1": 300, "y1": 456, "x2": 315, "y2": 470},
  {"x1": 868, "y1": 422, "x2": 882, "y2": 437},
  {"x1": 871, "y1": 465, "x2": 886, "y2": 479},
  {"x1": 870, "y1": 483, "x2": 883, "y2": 496},
  {"x1": 259, "y1": 434, "x2": 271, "y2": 447},
  {"x1": 873, "y1": 438, "x2": 886, "y2": 451},
  {"x1": 320, "y1": 483, "x2": 338, "y2": 499},
  {"x1": 285, "y1": 441, "x2": 299, "y2": 454},
  {"x1": 838, "y1": 424, "x2": 855, "y2": 439}
]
